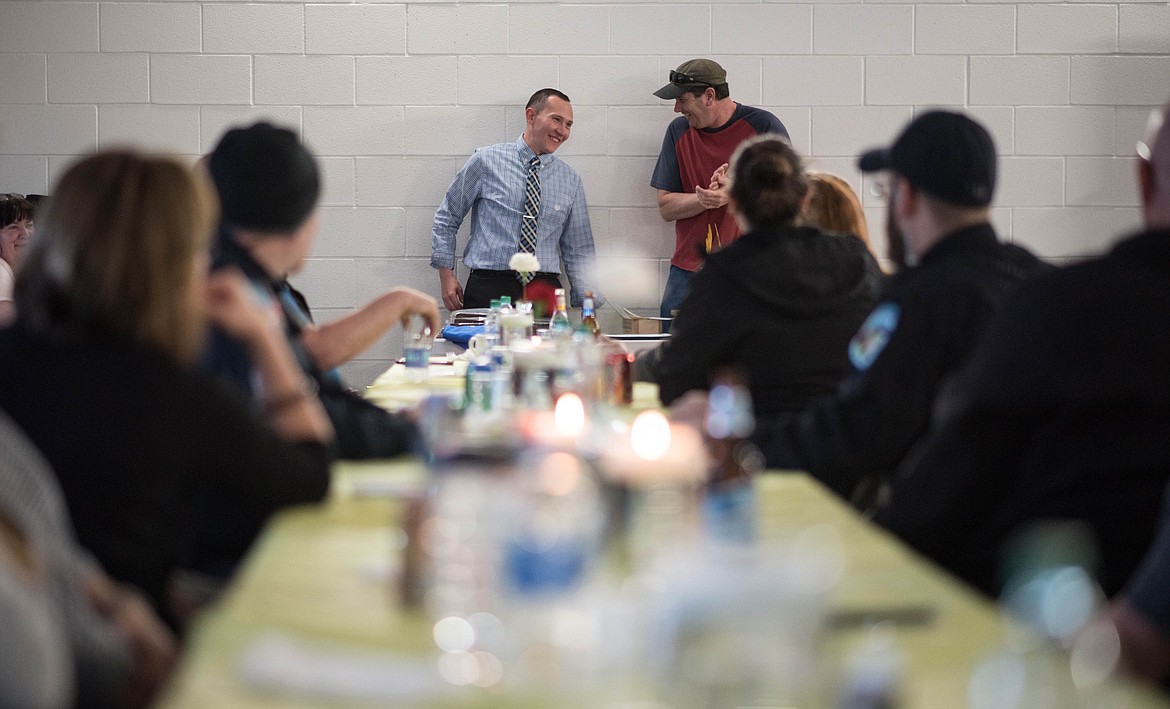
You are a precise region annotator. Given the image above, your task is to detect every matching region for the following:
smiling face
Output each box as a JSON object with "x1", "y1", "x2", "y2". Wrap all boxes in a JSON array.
[
  {"x1": 524, "y1": 96, "x2": 573, "y2": 156},
  {"x1": 0, "y1": 218, "x2": 33, "y2": 269},
  {"x1": 673, "y1": 88, "x2": 717, "y2": 129}
]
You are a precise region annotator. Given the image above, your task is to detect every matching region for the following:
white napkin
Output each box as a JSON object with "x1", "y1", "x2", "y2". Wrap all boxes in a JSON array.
[{"x1": 238, "y1": 631, "x2": 455, "y2": 704}]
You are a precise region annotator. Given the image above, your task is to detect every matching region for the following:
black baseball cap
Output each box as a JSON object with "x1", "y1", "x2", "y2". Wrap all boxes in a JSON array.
[
  {"x1": 208, "y1": 122, "x2": 320, "y2": 233},
  {"x1": 858, "y1": 110, "x2": 996, "y2": 207}
]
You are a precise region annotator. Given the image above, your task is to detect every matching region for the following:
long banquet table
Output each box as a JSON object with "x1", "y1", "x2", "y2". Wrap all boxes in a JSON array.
[
  {"x1": 157, "y1": 362, "x2": 1170, "y2": 708},
  {"x1": 157, "y1": 456, "x2": 1170, "y2": 708}
]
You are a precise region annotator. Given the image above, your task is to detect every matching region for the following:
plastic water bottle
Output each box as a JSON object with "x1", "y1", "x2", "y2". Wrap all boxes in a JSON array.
[
  {"x1": 465, "y1": 355, "x2": 494, "y2": 414},
  {"x1": 489, "y1": 346, "x2": 513, "y2": 411},
  {"x1": 404, "y1": 314, "x2": 433, "y2": 384},
  {"x1": 484, "y1": 298, "x2": 502, "y2": 349},
  {"x1": 501, "y1": 450, "x2": 605, "y2": 596}
]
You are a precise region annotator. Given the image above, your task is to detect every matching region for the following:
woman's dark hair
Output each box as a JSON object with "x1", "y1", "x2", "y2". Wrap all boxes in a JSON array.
[
  {"x1": 0, "y1": 194, "x2": 34, "y2": 228},
  {"x1": 728, "y1": 135, "x2": 807, "y2": 230}
]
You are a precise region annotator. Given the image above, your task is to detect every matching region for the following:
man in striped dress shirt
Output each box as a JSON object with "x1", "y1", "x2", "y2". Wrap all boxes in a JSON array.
[{"x1": 431, "y1": 88, "x2": 599, "y2": 310}]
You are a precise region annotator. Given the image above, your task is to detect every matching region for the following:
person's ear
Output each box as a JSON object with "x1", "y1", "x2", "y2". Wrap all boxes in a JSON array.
[
  {"x1": 892, "y1": 177, "x2": 917, "y2": 219},
  {"x1": 525, "y1": 106, "x2": 536, "y2": 126}
]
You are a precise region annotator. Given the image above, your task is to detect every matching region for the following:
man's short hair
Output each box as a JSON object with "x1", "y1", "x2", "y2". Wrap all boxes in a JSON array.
[
  {"x1": 526, "y1": 89, "x2": 571, "y2": 114},
  {"x1": 685, "y1": 84, "x2": 730, "y2": 101}
]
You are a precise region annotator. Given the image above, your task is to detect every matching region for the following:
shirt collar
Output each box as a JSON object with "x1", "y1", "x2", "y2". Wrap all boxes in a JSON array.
[{"x1": 515, "y1": 137, "x2": 550, "y2": 168}]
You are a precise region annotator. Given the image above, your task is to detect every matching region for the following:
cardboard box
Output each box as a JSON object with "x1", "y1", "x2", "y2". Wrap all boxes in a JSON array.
[{"x1": 622, "y1": 316, "x2": 662, "y2": 335}]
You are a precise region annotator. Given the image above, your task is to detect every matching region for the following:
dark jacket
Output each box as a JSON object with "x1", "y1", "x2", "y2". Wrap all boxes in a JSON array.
[
  {"x1": 0, "y1": 323, "x2": 331, "y2": 622},
  {"x1": 877, "y1": 228, "x2": 1170, "y2": 597},
  {"x1": 192, "y1": 231, "x2": 418, "y2": 578},
  {"x1": 204, "y1": 231, "x2": 419, "y2": 460},
  {"x1": 639, "y1": 223, "x2": 882, "y2": 417},
  {"x1": 755, "y1": 222, "x2": 1048, "y2": 498}
]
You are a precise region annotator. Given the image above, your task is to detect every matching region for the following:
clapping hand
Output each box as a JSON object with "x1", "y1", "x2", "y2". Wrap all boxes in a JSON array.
[
  {"x1": 695, "y1": 163, "x2": 731, "y2": 210},
  {"x1": 710, "y1": 163, "x2": 730, "y2": 190}
]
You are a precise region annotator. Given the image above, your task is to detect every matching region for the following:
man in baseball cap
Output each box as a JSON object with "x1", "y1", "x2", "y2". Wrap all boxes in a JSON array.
[
  {"x1": 649, "y1": 58, "x2": 789, "y2": 330},
  {"x1": 876, "y1": 101, "x2": 1170, "y2": 603},
  {"x1": 751, "y1": 110, "x2": 1047, "y2": 509}
]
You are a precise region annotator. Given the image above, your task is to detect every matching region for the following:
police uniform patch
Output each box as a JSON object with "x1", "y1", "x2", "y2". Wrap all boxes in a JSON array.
[{"x1": 849, "y1": 302, "x2": 900, "y2": 371}]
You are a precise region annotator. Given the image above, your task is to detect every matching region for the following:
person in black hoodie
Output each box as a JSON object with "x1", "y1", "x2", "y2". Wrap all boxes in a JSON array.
[{"x1": 635, "y1": 135, "x2": 882, "y2": 418}]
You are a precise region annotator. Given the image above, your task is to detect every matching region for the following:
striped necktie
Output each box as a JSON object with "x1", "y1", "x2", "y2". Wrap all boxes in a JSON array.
[{"x1": 518, "y1": 155, "x2": 541, "y2": 284}]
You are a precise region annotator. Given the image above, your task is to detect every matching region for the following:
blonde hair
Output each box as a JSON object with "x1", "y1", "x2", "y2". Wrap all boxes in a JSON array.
[
  {"x1": 16, "y1": 150, "x2": 218, "y2": 363},
  {"x1": 800, "y1": 171, "x2": 871, "y2": 249}
]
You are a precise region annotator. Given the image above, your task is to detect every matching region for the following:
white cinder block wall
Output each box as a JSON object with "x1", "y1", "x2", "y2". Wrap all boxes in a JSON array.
[{"x1": 1, "y1": 0, "x2": 1167, "y2": 385}]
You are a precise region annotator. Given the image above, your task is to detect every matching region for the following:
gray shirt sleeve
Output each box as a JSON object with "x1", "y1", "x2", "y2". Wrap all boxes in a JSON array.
[
  {"x1": 0, "y1": 527, "x2": 75, "y2": 709},
  {"x1": 0, "y1": 411, "x2": 131, "y2": 707}
]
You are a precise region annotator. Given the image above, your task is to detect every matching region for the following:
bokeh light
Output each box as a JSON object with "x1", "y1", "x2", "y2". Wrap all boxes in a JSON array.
[
  {"x1": 438, "y1": 650, "x2": 480, "y2": 686},
  {"x1": 433, "y1": 616, "x2": 475, "y2": 653},
  {"x1": 631, "y1": 410, "x2": 671, "y2": 460},
  {"x1": 554, "y1": 393, "x2": 586, "y2": 437}
]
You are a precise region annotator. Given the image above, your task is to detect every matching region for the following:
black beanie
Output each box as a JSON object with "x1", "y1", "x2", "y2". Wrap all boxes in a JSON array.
[{"x1": 208, "y1": 122, "x2": 320, "y2": 233}]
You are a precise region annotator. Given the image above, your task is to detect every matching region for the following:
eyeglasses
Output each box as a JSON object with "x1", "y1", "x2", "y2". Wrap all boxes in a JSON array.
[{"x1": 670, "y1": 70, "x2": 713, "y2": 86}]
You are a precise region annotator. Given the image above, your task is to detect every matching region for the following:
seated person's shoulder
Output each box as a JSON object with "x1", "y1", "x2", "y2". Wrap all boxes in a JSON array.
[{"x1": 997, "y1": 242, "x2": 1051, "y2": 277}]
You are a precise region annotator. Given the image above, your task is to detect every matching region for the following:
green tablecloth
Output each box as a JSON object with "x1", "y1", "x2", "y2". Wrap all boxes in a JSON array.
[{"x1": 157, "y1": 459, "x2": 1170, "y2": 708}]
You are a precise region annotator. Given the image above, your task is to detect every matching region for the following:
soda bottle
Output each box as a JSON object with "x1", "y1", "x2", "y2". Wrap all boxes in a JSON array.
[
  {"x1": 581, "y1": 291, "x2": 600, "y2": 338},
  {"x1": 702, "y1": 372, "x2": 762, "y2": 544},
  {"x1": 549, "y1": 288, "x2": 572, "y2": 338}
]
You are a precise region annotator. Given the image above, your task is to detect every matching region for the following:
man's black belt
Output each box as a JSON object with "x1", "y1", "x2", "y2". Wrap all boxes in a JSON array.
[{"x1": 470, "y1": 268, "x2": 561, "y2": 279}]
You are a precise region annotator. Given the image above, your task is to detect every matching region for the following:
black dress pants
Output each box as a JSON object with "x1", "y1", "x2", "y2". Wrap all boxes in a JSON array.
[{"x1": 462, "y1": 269, "x2": 563, "y2": 309}]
